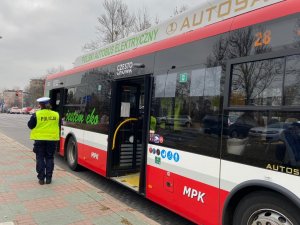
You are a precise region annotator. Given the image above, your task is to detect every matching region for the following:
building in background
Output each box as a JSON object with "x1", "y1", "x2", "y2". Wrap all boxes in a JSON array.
[
  {"x1": 0, "y1": 78, "x2": 45, "y2": 112},
  {"x1": 2, "y1": 90, "x2": 20, "y2": 110}
]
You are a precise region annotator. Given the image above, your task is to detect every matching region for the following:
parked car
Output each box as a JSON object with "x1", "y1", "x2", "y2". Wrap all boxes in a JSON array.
[
  {"x1": 156, "y1": 116, "x2": 166, "y2": 125},
  {"x1": 29, "y1": 108, "x2": 39, "y2": 115},
  {"x1": 21, "y1": 107, "x2": 32, "y2": 114},
  {"x1": 10, "y1": 107, "x2": 21, "y2": 114},
  {"x1": 165, "y1": 115, "x2": 192, "y2": 127},
  {"x1": 228, "y1": 113, "x2": 258, "y2": 138},
  {"x1": 202, "y1": 114, "x2": 238, "y2": 136},
  {"x1": 248, "y1": 122, "x2": 292, "y2": 142},
  {"x1": 202, "y1": 114, "x2": 222, "y2": 135}
]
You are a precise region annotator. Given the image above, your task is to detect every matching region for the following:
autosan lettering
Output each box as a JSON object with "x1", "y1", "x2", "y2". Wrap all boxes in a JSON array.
[
  {"x1": 166, "y1": 0, "x2": 283, "y2": 35},
  {"x1": 266, "y1": 163, "x2": 300, "y2": 176},
  {"x1": 183, "y1": 186, "x2": 206, "y2": 203},
  {"x1": 65, "y1": 108, "x2": 99, "y2": 125}
]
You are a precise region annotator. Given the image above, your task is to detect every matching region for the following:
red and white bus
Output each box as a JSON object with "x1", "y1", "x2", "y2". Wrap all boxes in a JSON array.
[{"x1": 45, "y1": 0, "x2": 300, "y2": 224}]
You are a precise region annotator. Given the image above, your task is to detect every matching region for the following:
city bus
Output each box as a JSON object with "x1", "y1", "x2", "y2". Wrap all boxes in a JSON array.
[{"x1": 45, "y1": 0, "x2": 300, "y2": 224}]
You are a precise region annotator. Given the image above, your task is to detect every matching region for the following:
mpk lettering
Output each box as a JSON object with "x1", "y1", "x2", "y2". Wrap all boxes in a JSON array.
[{"x1": 183, "y1": 186, "x2": 206, "y2": 203}]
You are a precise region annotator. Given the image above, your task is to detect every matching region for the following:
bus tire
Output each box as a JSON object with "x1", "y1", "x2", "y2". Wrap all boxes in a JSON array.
[
  {"x1": 66, "y1": 136, "x2": 79, "y2": 171},
  {"x1": 233, "y1": 191, "x2": 300, "y2": 225}
]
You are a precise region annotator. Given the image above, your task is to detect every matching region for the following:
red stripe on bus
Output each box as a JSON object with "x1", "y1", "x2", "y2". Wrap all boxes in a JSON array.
[
  {"x1": 60, "y1": 137, "x2": 107, "y2": 176},
  {"x1": 231, "y1": 0, "x2": 299, "y2": 30}
]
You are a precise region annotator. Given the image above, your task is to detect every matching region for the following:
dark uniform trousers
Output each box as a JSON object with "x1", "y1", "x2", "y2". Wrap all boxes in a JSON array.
[{"x1": 33, "y1": 140, "x2": 57, "y2": 180}]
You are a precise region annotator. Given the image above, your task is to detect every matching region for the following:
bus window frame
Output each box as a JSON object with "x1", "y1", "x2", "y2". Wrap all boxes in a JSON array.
[{"x1": 224, "y1": 48, "x2": 300, "y2": 111}]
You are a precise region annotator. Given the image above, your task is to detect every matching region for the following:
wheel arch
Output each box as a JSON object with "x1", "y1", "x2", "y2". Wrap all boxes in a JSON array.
[{"x1": 222, "y1": 180, "x2": 300, "y2": 225}]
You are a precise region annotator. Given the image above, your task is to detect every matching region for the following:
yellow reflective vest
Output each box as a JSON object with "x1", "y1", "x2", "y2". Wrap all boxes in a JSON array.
[
  {"x1": 150, "y1": 116, "x2": 157, "y2": 131},
  {"x1": 30, "y1": 109, "x2": 60, "y2": 141}
]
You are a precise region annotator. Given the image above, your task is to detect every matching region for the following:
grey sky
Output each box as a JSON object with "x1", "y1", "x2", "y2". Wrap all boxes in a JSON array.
[{"x1": 0, "y1": 0, "x2": 201, "y2": 91}]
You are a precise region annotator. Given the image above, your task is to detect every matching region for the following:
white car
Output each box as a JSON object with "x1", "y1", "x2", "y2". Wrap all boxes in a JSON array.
[
  {"x1": 10, "y1": 107, "x2": 21, "y2": 114},
  {"x1": 165, "y1": 115, "x2": 192, "y2": 127},
  {"x1": 248, "y1": 122, "x2": 292, "y2": 142}
]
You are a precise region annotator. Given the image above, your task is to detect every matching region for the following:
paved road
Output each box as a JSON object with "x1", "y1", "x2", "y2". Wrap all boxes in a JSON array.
[{"x1": 0, "y1": 113, "x2": 195, "y2": 225}]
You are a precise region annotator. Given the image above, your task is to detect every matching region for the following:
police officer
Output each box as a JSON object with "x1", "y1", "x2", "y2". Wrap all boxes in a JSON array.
[{"x1": 27, "y1": 97, "x2": 60, "y2": 185}]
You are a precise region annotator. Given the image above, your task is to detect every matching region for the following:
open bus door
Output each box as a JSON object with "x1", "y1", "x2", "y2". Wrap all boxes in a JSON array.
[
  {"x1": 49, "y1": 88, "x2": 67, "y2": 152},
  {"x1": 108, "y1": 75, "x2": 153, "y2": 194},
  {"x1": 49, "y1": 88, "x2": 67, "y2": 117}
]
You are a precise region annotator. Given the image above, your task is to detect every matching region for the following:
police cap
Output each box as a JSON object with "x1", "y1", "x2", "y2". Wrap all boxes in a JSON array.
[{"x1": 36, "y1": 97, "x2": 50, "y2": 104}]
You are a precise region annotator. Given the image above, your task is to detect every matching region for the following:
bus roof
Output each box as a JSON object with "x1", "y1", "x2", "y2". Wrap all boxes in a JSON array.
[{"x1": 47, "y1": 0, "x2": 297, "y2": 81}]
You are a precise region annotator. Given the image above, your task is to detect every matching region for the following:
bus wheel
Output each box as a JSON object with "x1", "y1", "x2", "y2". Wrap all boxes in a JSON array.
[
  {"x1": 233, "y1": 191, "x2": 299, "y2": 225},
  {"x1": 66, "y1": 137, "x2": 79, "y2": 171}
]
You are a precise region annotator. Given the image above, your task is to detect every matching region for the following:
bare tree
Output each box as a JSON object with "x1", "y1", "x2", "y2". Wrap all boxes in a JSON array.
[
  {"x1": 24, "y1": 78, "x2": 45, "y2": 107},
  {"x1": 206, "y1": 26, "x2": 279, "y2": 105},
  {"x1": 154, "y1": 15, "x2": 160, "y2": 25},
  {"x1": 117, "y1": 1, "x2": 135, "y2": 38},
  {"x1": 96, "y1": 0, "x2": 135, "y2": 44},
  {"x1": 46, "y1": 65, "x2": 65, "y2": 75},
  {"x1": 134, "y1": 7, "x2": 152, "y2": 32},
  {"x1": 172, "y1": 5, "x2": 188, "y2": 16},
  {"x1": 83, "y1": 0, "x2": 156, "y2": 52},
  {"x1": 96, "y1": 0, "x2": 120, "y2": 44},
  {"x1": 24, "y1": 85, "x2": 33, "y2": 107},
  {"x1": 82, "y1": 40, "x2": 102, "y2": 51}
]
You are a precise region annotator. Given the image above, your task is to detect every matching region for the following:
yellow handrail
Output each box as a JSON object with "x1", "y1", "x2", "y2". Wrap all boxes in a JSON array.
[{"x1": 112, "y1": 118, "x2": 138, "y2": 150}]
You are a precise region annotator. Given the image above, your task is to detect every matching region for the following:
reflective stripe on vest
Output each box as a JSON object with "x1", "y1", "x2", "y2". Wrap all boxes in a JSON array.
[{"x1": 30, "y1": 109, "x2": 60, "y2": 141}]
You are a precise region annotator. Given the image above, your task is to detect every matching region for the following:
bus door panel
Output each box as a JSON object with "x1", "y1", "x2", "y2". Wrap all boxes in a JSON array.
[
  {"x1": 112, "y1": 83, "x2": 141, "y2": 172},
  {"x1": 108, "y1": 76, "x2": 152, "y2": 193}
]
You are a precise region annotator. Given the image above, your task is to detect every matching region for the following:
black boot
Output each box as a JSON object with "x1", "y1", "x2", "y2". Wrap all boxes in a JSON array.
[
  {"x1": 46, "y1": 178, "x2": 52, "y2": 184},
  {"x1": 39, "y1": 179, "x2": 45, "y2": 185}
]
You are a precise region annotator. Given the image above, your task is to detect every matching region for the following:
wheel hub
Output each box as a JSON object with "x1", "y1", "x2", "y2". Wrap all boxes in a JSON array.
[
  {"x1": 249, "y1": 209, "x2": 293, "y2": 225},
  {"x1": 68, "y1": 143, "x2": 75, "y2": 163}
]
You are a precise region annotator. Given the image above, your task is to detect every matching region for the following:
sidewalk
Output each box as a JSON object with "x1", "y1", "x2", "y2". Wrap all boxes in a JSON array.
[{"x1": 0, "y1": 132, "x2": 159, "y2": 225}]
